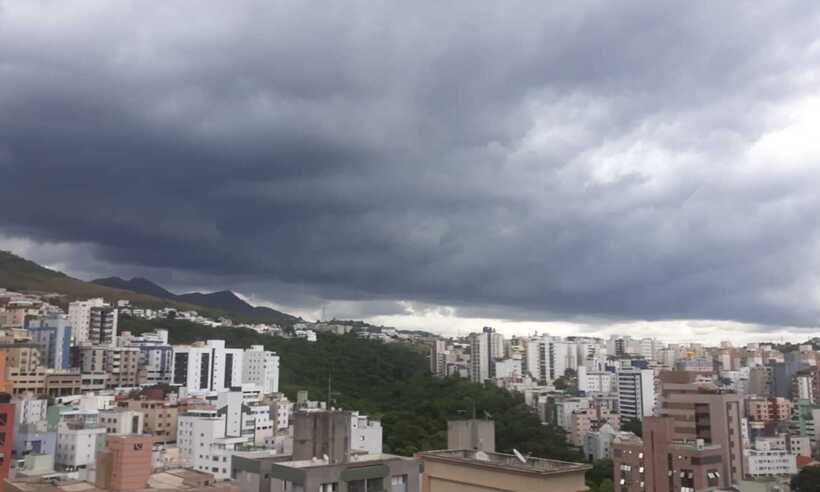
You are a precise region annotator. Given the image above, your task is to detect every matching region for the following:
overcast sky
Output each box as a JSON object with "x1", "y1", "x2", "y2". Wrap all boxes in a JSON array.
[{"x1": 2, "y1": 1, "x2": 820, "y2": 343}]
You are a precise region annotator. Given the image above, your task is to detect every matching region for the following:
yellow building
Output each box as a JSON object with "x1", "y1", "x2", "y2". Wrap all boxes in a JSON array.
[{"x1": 417, "y1": 449, "x2": 590, "y2": 492}]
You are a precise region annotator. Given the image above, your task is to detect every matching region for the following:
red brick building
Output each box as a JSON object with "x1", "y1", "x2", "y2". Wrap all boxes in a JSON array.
[{"x1": 0, "y1": 394, "x2": 15, "y2": 492}]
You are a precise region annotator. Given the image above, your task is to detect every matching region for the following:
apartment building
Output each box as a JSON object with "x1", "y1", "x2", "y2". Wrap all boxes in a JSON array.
[
  {"x1": 568, "y1": 405, "x2": 620, "y2": 447},
  {"x1": 99, "y1": 408, "x2": 144, "y2": 435},
  {"x1": 613, "y1": 417, "x2": 728, "y2": 492},
  {"x1": 104, "y1": 346, "x2": 140, "y2": 388},
  {"x1": 241, "y1": 345, "x2": 279, "y2": 394},
  {"x1": 657, "y1": 381, "x2": 745, "y2": 484},
  {"x1": 234, "y1": 453, "x2": 420, "y2": 492},
  {"x1": 469, "y1": 327, "x2": 496, "y2": 383},
  {"x1": 95, "y1": 435, "x2": 154, "y2": 491},
  {"x1": 747, "y1": 396, "x2": 792, "y2": 423},
  {"x1": 177, "y1": 407, "x2": 264, "y2": 479},
  {"x1": 417, "y1": 449, "x2": 589, "y2": 492},
  {"x1": 117, "y1": 398, "x2": 179, "y2": 441},
  {"x1": 172, "y1": 340, "x2": 244, "y2": 393},
  {"x1": 27, "y1": 315, "x2": 73, "y2": 369},
  {"x1": 67, "y1": 298, "x2": 106, "y2": 344},
  {"x1": 55, "y1": 422, "x2": 106, "y2": 472},
  {"x1": 88, "y1": 305, "x2": 118, "y2": 346},
  {"x1": 617, "y1": 369, "x2": 655, "y2": 421},
  {"x1": 119, "y1": 329, "x2": 173, "y2": 385},
  {"x1": 0, "y1": 395, "x2": 15, "y2": 488}
]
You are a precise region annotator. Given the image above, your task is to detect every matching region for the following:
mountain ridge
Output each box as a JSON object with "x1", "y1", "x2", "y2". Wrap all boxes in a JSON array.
[
  {"x1": 91, "y1": 276, "x2": 299, "y2": 326},
  {"x1": 0, "y1": 250, "x2": 299, "y2": 326}
]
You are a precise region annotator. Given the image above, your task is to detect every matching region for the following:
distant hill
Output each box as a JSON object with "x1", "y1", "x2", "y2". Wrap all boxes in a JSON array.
[
  {"x1": 0, "y1": 250, "x2": 300, "y2": 327},
  {"x1": 92, "y1": 276, "x2": 300, "y2": 327},
  {"x1": 0, "y1": 250, "x2": 202, "y2": 312},
  {"x1": 93, "y1": 276, "x2": 176, "y2": 299}
]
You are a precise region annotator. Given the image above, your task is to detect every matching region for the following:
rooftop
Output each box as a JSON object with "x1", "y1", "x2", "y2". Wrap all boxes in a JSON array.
[
  {"x1": 417, "y1": 449, "x2": 591, "y2": 476},
  {"x1": 7, "y1": 469, "x2": 235, "y2": 492},
  {"x1": 271, "y1": 453, "x2": 414, "y2": 469}
]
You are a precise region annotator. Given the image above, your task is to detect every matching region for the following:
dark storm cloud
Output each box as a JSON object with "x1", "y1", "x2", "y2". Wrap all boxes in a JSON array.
[{"x1": 2, "y1": 0, "x2": 820, "y2": 328}]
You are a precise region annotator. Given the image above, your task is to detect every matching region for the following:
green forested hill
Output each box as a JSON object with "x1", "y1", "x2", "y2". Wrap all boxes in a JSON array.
[
  {"x1": 0, "y1": 250, "x2": 198, "y2": 310},
  {"x1": 121, "y1": 316, "x2": 581, "y2": 460},
  {"x1": 0, "y1": 250, "x2": 299, "y2": 326}
]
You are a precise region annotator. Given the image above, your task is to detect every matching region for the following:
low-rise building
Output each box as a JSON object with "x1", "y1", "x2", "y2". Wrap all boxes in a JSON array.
[
  {"x1": 417, "y1": 449, "x2": 590, "y2": 492},
  {"x1": 95, "y1": 435, "x2": 154, "y2": 491},
  {"x1": 99, "y1": 408, "x2": 144, "y2": 435},
  {"x1": 5, "y1": 469, "x2": 239, "y2": 492},
  {"x1": 117, "y1": 398, "x2": 178, "y2": 442},
  {"x1": 567, "y1": 405, "x2": 620, "y2": 447},
  {"x1": 582, "y1": 423, "x2": 618, "y2": 461},
  {"x1": 234, "y1": 453, "x2": 420, "y2": 492},
  {"x1": 55, "y1": 422, "x2": 106, "y2": 472}
]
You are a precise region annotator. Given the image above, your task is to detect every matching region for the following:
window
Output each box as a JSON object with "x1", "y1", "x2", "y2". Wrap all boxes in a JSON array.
[{"x1": 391, "y1": 475, "x2": 407, "y2": 492}]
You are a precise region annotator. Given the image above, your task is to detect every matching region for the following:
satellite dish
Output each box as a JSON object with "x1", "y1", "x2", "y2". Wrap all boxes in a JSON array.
[
  {"x1": 322, "y1": 454, "x2": 330, "y2": 462},
  {"x1": 513, "y1": 449, "x2": 527, "y2": 464},
  {"x1": 474, "y1": 451, "x2": 489, "y2": 461}
]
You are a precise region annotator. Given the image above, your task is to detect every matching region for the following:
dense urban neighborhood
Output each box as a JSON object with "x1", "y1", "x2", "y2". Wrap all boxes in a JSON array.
[{"x1": 0, "y1": 251, "x2": 816, "y2": 491}]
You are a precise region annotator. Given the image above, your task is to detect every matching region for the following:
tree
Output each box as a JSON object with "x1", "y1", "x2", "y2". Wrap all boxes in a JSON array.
[
  {"x1": 586, "y1": 459, "x2": 613, "y2": 487},
  {"x1": 793, "y1": 466, "x2": 820, "y2": 491},
  {"x1": 120, "y1": 317, "x2": 584, "y2": 461},
  {"x1": 597, "y1": 478, "x2": 614, "y2": 492}
]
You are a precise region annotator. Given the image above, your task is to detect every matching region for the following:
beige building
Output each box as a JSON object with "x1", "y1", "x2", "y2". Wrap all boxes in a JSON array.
[
  {"x1": 8, "y1": 367, "x2": 82, "y2": 397},
  {"x1": 0, "y1": 343, "x2": 43, "y2": 373},
  {"x1": 417, "y1": 449, "x2": 590, "y2": 492},
  {"x1": 105, "y1": 346, "x2": 140, "y2": 388},
  {"x1": 747, "y1": 396, "x2": 792, "y2": 423},
  {"x1": 118, "y1": 399, "x2": 179, "y2": 442},
  {"x1": 6, "y1": 468, "x2": 239, "y2": 492},
  {"x1": 568, "y1": 405, "x2": 620, "y2": 447}
]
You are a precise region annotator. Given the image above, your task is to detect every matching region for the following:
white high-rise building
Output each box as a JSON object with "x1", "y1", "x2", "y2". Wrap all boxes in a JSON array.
[
  {"x1": 430, "y1": 340, "x2": 448, "y2": 377},
  {"x1": 579, "y1": 369, "x2": 616, "y2": 394},
  {"x1": 522, "y1": 337, "x2": 542, "y2": 380},
  {"x1": 491, "y1": 332, "x2": 505, "y2": 360},
  {"x1": 548, "y1": 340, "x2": 570, "y2": 381},
  {"x1": 242, "y1": 344, "x2": 280, "y2": 394},
  {"x1": 469, "y1": 327, "x2": 497, "y2": 383},
  {"x1": 639, "y1": 338, "x2": 658, "y2": 361},
  {"x1": 68, "y1": 298, "x2": 106, "y2": 344},
  {"x1": 172, "y1": 340, "x2": 244, "y2": 393},
  {"x1": 617, "y1": 369, "x2": 656, "y2": 421}
]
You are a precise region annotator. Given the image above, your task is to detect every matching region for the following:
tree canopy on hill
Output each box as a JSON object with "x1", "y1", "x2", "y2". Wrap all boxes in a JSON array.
[{"x1": 121, "y1": 317, "x2": 581, "y2": 460}]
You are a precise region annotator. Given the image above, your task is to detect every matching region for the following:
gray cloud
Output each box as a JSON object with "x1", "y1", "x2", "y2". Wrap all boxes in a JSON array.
[{"x1": 2, "y1": 1, "x2": 820, "y2": 329}]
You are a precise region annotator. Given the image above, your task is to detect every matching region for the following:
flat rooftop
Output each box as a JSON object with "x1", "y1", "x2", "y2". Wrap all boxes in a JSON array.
[
  {"x1": 276, "y1": 453, "x2": 415, "y2": 469},
  {"x1": 418, "y1": 449, "x2": 591, "y2": 476},
  {"x1": 7, "y1": 469, "x2": 234, "y2": 492}
]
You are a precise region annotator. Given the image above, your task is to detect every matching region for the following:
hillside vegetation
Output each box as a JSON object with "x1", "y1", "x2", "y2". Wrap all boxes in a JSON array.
[
  {"x1": 0, "y1": 251, "x2": 298, "y2": 326},
  {"x1": 121, "y1": 316, "x2": 581, "y2": 460},
  {"x1": 0, "y1": 251, "x2": 199, "y2": 310}
]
